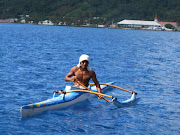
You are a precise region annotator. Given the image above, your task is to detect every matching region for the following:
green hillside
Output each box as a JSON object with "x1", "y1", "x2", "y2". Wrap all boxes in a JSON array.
[{"x1": 0, "y1": 0, "x2": 180, "y2": 25}]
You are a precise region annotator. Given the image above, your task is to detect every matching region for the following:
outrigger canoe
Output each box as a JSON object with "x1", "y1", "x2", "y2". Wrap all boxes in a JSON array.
[{"x1": 21, "y1": 82, "x2": 139, "y2": 117}]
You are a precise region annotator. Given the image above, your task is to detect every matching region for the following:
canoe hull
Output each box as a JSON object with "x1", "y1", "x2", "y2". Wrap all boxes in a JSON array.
[
  {"x1": 21, "y1": 93, "x2": 89, "y2": 117},
  {"x1": 21, "y1": 82, "x2": 114, "y2": 117}
]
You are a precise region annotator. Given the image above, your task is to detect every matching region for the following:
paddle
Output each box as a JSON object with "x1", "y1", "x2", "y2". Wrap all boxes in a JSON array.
[
  {"x1": 76, "y1": 81, "x2": 113, "y2": 103},
  {"x1": 54, "y1": 82, "x2": 138, "y2": 108},
  {"x1": 54, "y1": 89, "x2": 117, "y2": 99},
  {"x1": 89, "y1": 83, "x2": 137, "y2": 95},
  {"x1": 54, "y1": 89, "x2": 138, "y2": 108}
]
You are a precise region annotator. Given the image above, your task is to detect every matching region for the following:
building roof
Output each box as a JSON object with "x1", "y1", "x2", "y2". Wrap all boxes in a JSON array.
[{"x1": 117, "y1": 20, "x2": 161, "y2": 26}]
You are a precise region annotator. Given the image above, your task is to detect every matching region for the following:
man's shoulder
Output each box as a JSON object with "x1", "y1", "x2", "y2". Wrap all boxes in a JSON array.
[
  {"x1": 71, "y1": 66, "x2": 79, "y2": 71},
  {"x1": 89, "y1": 70, "x2": 95, "y2": 74}
]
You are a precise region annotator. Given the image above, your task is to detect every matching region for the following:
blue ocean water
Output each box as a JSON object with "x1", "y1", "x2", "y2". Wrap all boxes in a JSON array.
[{"x1": 0, "y1": 23, "x2": 180, "y2": 135}]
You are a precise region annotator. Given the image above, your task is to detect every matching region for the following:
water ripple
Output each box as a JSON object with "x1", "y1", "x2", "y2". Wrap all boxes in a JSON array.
[{"x1": 0, "y1": 23, "x2": 180, "y2": 134}]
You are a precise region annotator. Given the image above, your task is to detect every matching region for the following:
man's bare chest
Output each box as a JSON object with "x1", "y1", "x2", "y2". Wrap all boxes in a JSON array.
[{"x1": 75, "y1": 70, "x2": 92, "y2": 80}]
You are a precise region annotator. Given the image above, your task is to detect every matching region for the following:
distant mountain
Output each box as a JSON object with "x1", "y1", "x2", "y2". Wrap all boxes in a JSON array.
[{"x1": 0, "y1": 0, "x2": 180, "y2": 25}]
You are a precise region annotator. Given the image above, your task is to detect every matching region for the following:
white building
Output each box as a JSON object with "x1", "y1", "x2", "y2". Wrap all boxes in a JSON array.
[
  {"x1": 117, "y1": 19, "x2": 161, "y2": 29},
  {"x1": 38, "y1": 20, "x2": 54, "y2": 25},
  {"x1": 21, "y1": 19, "x2": 26, "y2": 23}
]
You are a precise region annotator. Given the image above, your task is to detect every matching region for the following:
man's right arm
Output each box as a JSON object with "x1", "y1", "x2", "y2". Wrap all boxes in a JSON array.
[{"x1": 64, "y1": 66, "x2": 77, "y2": 82}]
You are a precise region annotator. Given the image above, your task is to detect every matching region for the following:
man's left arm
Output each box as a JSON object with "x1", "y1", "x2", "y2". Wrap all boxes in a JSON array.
[{"x1": 92, "y1": 71, "x2": 102, "y2": 94}]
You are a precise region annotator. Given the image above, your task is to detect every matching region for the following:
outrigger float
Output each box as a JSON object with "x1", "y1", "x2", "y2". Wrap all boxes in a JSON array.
[{"x1": 21, "y1": 81, "x2": 139, "y2": 117}]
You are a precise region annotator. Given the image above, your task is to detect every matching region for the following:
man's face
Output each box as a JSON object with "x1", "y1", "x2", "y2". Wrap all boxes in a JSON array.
[{"x1": 80, "y1": 60, "x2": 89, "y2": 69}]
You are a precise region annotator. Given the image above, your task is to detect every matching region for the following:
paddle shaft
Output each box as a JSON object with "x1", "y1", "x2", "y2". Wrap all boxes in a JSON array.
[
  {"x1": 76, "y1": 81, "x2": 113, "y2": 103},
  {"x1": 55, "y1": 90, "x2": 116, "y2": 99},
  {"x1": 89, "y1": 83, "x2": 137, "y2": 95}
]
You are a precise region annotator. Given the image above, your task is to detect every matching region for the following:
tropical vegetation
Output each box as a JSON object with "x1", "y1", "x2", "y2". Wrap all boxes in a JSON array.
[{"x1": 0, "y1": 0, "x2": 180, "y2": 25}]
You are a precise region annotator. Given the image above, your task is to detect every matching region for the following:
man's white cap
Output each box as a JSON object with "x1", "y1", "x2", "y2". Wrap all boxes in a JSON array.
[{"x1": 77, "y1": 54, "x2": 91, "y2": 71}]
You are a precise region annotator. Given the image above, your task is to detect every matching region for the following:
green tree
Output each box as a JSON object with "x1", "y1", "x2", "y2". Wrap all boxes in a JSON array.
[
  {"x1": 165, "y1": 24, "x2": 175, "y2": 29},
  {"x1": 0, "y1": 0, "x2": 180, "y2": 25}
]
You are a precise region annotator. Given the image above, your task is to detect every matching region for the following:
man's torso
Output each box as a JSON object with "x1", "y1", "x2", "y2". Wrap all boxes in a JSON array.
[{"x1": 74, "y1": 67, "x2": 93, "y2": 86}]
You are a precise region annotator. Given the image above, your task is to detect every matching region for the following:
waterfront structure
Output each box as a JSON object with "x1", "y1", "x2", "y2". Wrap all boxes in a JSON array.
[
  {"x1": 0, "y1": 18, "x2": 17, "y2": 23},
  {"x1": 38, "y1": 20, "x2": 54, "y2": 25},
  {"x1": 154, "y1": 13, "x2": 177, "y2": 27},
  {"x1": 117, "y1": 19, "x2": 161, "y2": 29},
  {"x1": 117, "y1": 13, "x2": 178, "y2": 30},
  {"x1": 158, "y1": 21, "x2": 177, "y2": 27}
]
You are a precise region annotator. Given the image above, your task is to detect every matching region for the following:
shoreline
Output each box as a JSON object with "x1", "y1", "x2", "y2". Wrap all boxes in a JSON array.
[{"x1": 1, "y1": 22, "x2": 179, "y2": 32}]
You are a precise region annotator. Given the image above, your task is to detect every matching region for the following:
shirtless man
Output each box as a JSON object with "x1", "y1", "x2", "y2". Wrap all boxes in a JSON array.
[{"x1": 64, "y1": 54, "x2": 102, "y2": 98}]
